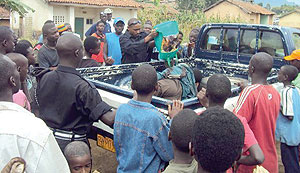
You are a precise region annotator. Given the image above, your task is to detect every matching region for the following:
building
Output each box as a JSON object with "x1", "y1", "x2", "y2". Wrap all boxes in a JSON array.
[
  {"x1": 279, "y1": 10, "x2": 300, "y2": 29},
  {"x1": 204, "y1": 0, "x2": 275, "y2": 25},
  {"x1": 0, "y1": 7, "x2": 10, "y2": 27},
  {"x1": 11, "y1": 0, "x2": 141, "y2": 39}
]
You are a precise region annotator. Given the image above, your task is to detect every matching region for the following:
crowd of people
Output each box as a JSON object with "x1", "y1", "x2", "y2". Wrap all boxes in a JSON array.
[{"x1": 1, "y1": 7, "x2": 300, "y2": 173}]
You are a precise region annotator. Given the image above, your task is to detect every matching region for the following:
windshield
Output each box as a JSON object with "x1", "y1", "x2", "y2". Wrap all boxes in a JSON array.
[{"x1": 293, "y1": 33, "x2": 300, "y2": 50}]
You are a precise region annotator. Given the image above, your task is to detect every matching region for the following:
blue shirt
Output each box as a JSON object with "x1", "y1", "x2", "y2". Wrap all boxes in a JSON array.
[
  {"x1": 276, "y1": 86, "x2": 300, "y2": 146},
  {"x1": 114, "y1": 99, "x2": 173, "y2": 173},
  {"x1": 106, "y1": 33, "x2": 122, "y2": 65},
  {"x1": 85, "y1": 22, "x2": 111, "y2": 37}
]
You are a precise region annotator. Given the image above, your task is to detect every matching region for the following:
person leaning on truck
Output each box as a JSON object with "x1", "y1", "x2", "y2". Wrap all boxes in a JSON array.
[
  {"x1": 120, "y1": 18, "x2": 158, "y2": 64},
  {"x1": 284, "y1": 49, "x2": 300, "y2": 89},
  {"x1": 35, "y1": 33, "x2": 115, "y2": 151}
]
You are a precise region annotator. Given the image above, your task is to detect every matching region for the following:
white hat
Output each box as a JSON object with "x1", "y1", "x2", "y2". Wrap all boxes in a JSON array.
[{"x1": 104, "y1": 8, "x2": 113, "y2": 14}]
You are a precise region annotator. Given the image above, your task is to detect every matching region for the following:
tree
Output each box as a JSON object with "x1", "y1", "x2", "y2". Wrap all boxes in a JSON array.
[
  {"x1": 265, "y1": 3, "x2": 271, "y2": 10},
  {"x1": 0, "y1": 0, "x2": 34, "y2": 16},
  {"x1": 176, "y1": 0, "x2": 206, "y2": 11},
  {"x1": 257, "y1": 2, "x2": 263, "y2": 6},
  {"x1": 272, "y1": 4, "x2": 298, "y2": 15}
]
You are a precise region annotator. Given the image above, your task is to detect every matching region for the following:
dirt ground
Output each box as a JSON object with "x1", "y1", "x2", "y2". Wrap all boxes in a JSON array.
[{"x1": 89, "y1": 139, "x2": 285, "y2": 173}]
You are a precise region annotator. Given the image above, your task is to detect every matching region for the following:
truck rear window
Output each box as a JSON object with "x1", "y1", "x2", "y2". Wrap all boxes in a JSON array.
[
  {"x1": 201, "y1": 28, "x2": 221, "y2": 51},
  {"x1": 257, "y1": 31, "x2": 285, "y2": 57},
  {"x1": 293, "y1": 33, "x2": 300, "y2": 50}
]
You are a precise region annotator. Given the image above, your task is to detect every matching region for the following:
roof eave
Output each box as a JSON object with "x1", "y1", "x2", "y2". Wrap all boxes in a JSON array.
[{"x1": 48, "y1": 2, "x2": 140, "y2": 9}]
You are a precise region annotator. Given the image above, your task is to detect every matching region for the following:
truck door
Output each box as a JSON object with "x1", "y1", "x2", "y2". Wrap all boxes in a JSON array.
[
  {"x1": 198, "y1": 27, "x2": 222, "y2": 61},
  {"x1": 238, "y1": 28, "x2": 258, "y2": 65},
  {"x1": 221, "y1": 28, "x2": 239, "y2": 63}
]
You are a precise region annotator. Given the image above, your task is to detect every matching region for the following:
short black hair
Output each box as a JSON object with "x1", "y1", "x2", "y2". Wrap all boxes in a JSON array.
[
  {"x1": 14, "y1": 40, "x2": 32, "y2": 57},
  {"x1": 0, "y1": 54, "x2": 15, "y2": 91},
  {"x1": 193, "y1": 106, "x2": 244, "y2": 172},
  {"x1": 96, "y1": 20, "x2": 105, "y2": 26},
  {"x1": 281, "y1": 65, "x2": 299, "y2": 82},
  {"x1": 170, "y1": 109, "x2": 197, "y2": 152},
  {"x1": 178, "y1": 31, "x2": 183, "y2": 36},
  {"x1": 207, "y1": 74, "x2": 231, "y2": 104},
  {"x1": 44, "y1": 20, "x2": 54, "y2": 25},
  {"x1": 42, "y1": 22, "x2": 56, "y2": 35},
  {"x1": 0, "y1": 26, "x2": 13, "y2": 41},
  {"x1": 84, "y1": 36, "x2": 98, "y2": 53},
  {"x1": 193, "y1": 68, "x2": 202, "y2": 83},
  {"x1": 131, "y1": 64, "x2": 157, "y2": 95}
]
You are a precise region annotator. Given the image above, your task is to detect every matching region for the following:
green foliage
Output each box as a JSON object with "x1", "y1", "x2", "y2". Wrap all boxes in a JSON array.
[
  {"x1": 138, "y1": 5, "x2": 244, "y2": 43},
  {"x1": 0, "y1": 0, "x2": 34, "y2": 16},
  {"x1": 176, "y1": 0, "x2": 206, "y2": 11},
  {"x1": 272, "y1": 4, "x2": 298, "y2": 15}
]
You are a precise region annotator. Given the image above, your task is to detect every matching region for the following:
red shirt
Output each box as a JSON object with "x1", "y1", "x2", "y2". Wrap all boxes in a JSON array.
[
  {"x1": 234, "y1": 84, "x2": 280, "y2": 173},
  {"x1": 91, "y1": 32, "x2": 105, "y2": 63}
]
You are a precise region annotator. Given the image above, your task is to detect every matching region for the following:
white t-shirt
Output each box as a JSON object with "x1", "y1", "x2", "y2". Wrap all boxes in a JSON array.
[{"x1": 0, "y1": 102, "x2": 70, "y2": 173}]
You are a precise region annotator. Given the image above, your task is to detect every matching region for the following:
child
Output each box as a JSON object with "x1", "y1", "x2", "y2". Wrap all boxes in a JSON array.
[
  {"x1": 276, "y1": 65, "x2": 300, "y2": 172},
  {"x1": 6, "y1": 53, "x2": 31, "y2": 111},
  {"x1": 163, "y1": 109, "x2": 198, "y2": 173},
  {"x1": 191, "y1": 107, "x2": 245, "y2": 173},
  {"x1": 114, "y1": 64, "x2": 183, "y2": 172},
  {"x1": 64, "y1": 141, "x2": 92, "y2": 173},
  {"x1": 197, "y1": 74, "x2": 264, "y2": 172},
  {"x1": 77, "y1": 36, "x2": 101, "y2": 68}
]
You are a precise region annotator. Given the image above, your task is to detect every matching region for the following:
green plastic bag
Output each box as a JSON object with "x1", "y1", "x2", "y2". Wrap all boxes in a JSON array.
[{"x1": 154, "y1": 21, "x2": 179, "y2": 66}]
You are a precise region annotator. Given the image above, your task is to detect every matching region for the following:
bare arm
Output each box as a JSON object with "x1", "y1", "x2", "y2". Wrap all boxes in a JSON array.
[
  {"x1": 237, "y1": 144, "x2": 264, "y2": 166},
  {"x1": 100, "y1": 110, "x2": 116, "y2": 128}
]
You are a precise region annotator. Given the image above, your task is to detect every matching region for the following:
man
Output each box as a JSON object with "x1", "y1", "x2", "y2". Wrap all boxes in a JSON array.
[
  {"x1": 104, "y1": 8, "x2": 114, "y2": 33},
  {"x1": 120, "y1": 18, "x2": 158, "y2": 64},
  {"x1": 284, "y1": 49, "x2": 300, "y2": 89},
  {"x1": 37, "y1": 22, "x2": 59, "y2": 68},
  {"x1": 0, "y1": 54, "x2": 70, "y2": 173},
  {"x1": 234, "y1": 52, "x2": 281, "y2": 172},
  {"x1": 85, "y1": 12, "x2": 111, "y2": 37},
  {"x1": 36, "y1": 33, "x2": 115, "y2": 151},
  {"x1": 105, "y1": 17, "x2": 125, "y2": 65},
  {"x1": 0, "y1": 26, "x2": 17, "y2": 54}
]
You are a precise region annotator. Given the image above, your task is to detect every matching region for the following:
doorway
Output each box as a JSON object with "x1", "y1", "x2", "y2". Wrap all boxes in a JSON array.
[{"x1": 75, "y1": 17, "x2": 84, "y2": 39}]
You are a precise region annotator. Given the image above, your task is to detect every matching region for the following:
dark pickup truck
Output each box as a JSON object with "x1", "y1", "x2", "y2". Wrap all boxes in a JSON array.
[{"x1": 79, "y1": 23, "x2": 300, "y2": 152}]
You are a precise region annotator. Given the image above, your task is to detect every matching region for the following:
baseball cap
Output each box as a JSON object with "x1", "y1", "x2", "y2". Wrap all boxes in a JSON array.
[
  {"x1": 284, "y1": 49, "x2": 300, "y2": 61},
  {"x1": 104, "y1": 8, "x2": 113, "y2": 14},
  {"x1": 114, "y1": 17, "x2": 125, "y2": 25}
]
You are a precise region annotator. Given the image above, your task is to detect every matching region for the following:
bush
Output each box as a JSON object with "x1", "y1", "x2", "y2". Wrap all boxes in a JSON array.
[{"x1": 138, "y1": 5, "x2": 244, "y2": 43}]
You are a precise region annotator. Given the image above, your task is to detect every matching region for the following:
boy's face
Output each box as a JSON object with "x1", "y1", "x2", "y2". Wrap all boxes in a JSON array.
[
  {"x1": 114, "y1": 22, "x2": 125, "y2": 34},
  {"x1": 189, "y1": 33, "x2": 197, "y2": 43},
  {"x1": 177, "y1": 34, "x2": 183, "y2": 45},
  {"x1": 290, "y1": 59, "x2": 300, "y2": 70},
  {"x1": 96, "y1": 23, "x2": 105, "y2": 33},
  {"x1": 89, "y1": 41, "x2": 100, "y2": 55},
  {"x1": 278, "y1": 67, "x2": 287, "y2": 82},
  {"x1": 26, "y1": 47, "x2": 36, "y2": 65},
  {"x1": 68, "y1": 154, "x2": 92, "y2": 173}
]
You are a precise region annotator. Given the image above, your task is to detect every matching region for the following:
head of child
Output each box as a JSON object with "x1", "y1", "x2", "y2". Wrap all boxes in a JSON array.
[
  {"x1": 131, "y1": 64, "x2": 157, "y2": 101},
  {"x1": 206, "y1": 74, "x2": 231, "y2": 107},
  {"x1": 170, "y1": 109, "x2": 197, "y2": 158},
  {"x1": 84, "y1": 36, "x2": 100, "y2": 57},
  {"x1": 189, "y1": 28, "x2": 200, "y2": 43},
  {"x1": 278, "y1": 65, "x2": 299, "y2": 86},
  {"x1": 193, "y1": 68, "x2": 203, "y2": 92},
  {"x1": 64, "y1": 141, "x2": 92, "y2": 173},
  {"x1": 96, "y1": 21, "x2": 105, "y2": 34},
  {"x1": 284, "y1": 49, "x2": 300, "y2": 71},
  {"x1": 6, "y1": 53, "x2": 28, "y2": 83},
  {"x1": 191, "y1": 107, "x2": 244, "y2": 173},
  {"x1": 177, "y1": 31, "x2": 183, "y2": 46},
  {"x1": 15, "y1": 40, "x2": 36, "y2": 66},
  {"x1": 248, "y1": 52, "x2": 273, "y2": 81},
  {"x1": 143, "y1": 24, "x2": 152, "y2": 35}
]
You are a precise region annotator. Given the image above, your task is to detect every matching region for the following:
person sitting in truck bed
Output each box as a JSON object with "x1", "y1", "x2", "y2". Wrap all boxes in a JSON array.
[{"x1": 182, "y1": 27, "x2": 200, "y2": 58}]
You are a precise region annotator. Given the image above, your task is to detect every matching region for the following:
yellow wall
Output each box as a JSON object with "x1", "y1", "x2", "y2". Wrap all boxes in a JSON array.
[
  {"x1": 204, "y1": 1, "x2": 252, "y2": 22},
  {"x1": 279, "y1": 12, "x2": 300, "y2": 29}
]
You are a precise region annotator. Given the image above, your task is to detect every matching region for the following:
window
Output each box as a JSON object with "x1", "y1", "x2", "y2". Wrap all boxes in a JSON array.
[
  {"x1": 53, "y1": 16, "x2": 65, "y2": 24},
  {"x1": 257, "y1": 31, "x2": 284, "y2": 57},
  {"x1": 201, "y1": 28, "x2": 221, "y2": 51},
  {"x1": 239, "y1": 29, "x2": 256, "y2": 55},
  {"x1": 223, "y1": 29, "x2": 238, "y2": 52},
  {"x1": 292, "y1": 33, "x2": 300, "y2": 50},
  {"x1": 86, "y1": 19, "x2": 93, "y2": 25}
]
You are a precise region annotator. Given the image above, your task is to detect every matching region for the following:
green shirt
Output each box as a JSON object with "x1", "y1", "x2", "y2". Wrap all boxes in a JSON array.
[
  {"x1": 163, "y1": 159, "x2": 198, "y2": 173},
  {"x1": 292, "y1": 73, "x2": 300, "y2": 89}
]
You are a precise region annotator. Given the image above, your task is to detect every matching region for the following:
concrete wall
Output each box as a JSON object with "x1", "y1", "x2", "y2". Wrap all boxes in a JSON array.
[
  {"x1": 204, "y1": 1, "x2": 251, "y2": 22},
  {"x1": 279, "y1": 12, "x2": 300, "y2": 29},
  {"x1": 0, "y1": 19, "x2": 9, "y2": 26}
]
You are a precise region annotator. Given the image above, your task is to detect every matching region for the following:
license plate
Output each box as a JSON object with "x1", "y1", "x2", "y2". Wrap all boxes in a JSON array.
[{"x1": 97, "y1": 134, "x2": 116, "y2": 152}]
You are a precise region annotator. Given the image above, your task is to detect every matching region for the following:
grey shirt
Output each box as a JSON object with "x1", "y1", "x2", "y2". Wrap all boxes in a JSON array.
[{"x1": 37, "y1": 45, "x2": 59, "y2": 68}]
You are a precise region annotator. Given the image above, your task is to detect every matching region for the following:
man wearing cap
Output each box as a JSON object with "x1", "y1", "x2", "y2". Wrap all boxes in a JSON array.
[
  {"x1": 120, "y1": 18, "x2": 158, "y2": 64},
  {"x1": 85, "y1": 12, "x2": 111, "y2": 37},
  {"x1": 105, "y1": 17, "x2": 125, "y2": 65},
  {"x1": 104, "y1": 8, "x2": 115, "y2": 33},
  {"x1": 284, "y1": 49, "x2": 300, "y2": 89}
]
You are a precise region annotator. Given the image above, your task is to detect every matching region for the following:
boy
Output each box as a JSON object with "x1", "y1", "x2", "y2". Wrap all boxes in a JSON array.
[
  {"x1": 197, "y1": 74, "x2": 264, "y2": 171},
  {"x1": 64, "y1": 141, "x2": 92, "y2": 173},
  {"x1": 77, "y1": 36, "x2": 100, "y2": 68},
  {"x1": 114, "y1": 64, "x2": 183, "y2": 172},
  {"x1": 6, "y1": 53, "x2": 31, "y2": 111},
  {"x1": 163, "y1": 109, "x2": 198, "y2": 173},
  {"x1": 105, "y1": 17, "x2": 125, "y2": 65},
  {"x1": 91, "y1": 21, "x2": 114, "y2": 65},
  {"x1": 284, "y1": 49, "x2": 300, "y2": 89},
  {"x1": 191, "y1": 107, "x2": 245, "y2": 173},
  {"x1": 276, "y1": 65, "x2": 300, "y2": 172}
]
